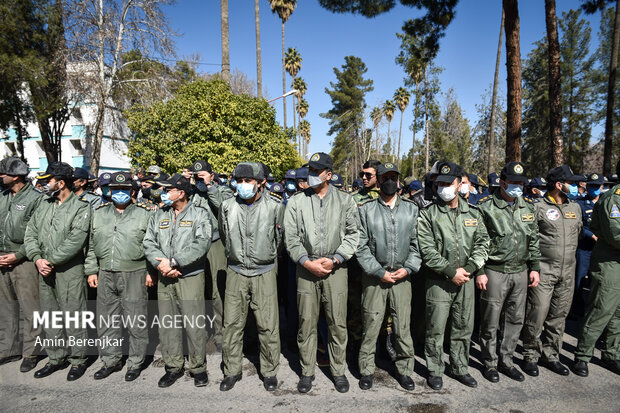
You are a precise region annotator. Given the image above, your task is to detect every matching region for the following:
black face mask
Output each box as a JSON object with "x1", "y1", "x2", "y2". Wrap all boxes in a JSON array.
[
  {"x1": 380, "y1": 179, "x2": 398, "y2": 196},
  {"x1": 141, "y1": 187, "x2": 151, "y2": 200}
]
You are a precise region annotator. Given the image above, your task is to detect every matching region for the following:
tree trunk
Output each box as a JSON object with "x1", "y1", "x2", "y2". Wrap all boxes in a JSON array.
[
  {"x1": 397, "y1": 110, "x2": 403, "y2": 168},
  {"x1": 281, "y1": 21, "x2": 287, "y2": 129},
  {"x1": 545, "y1": 0, "x2": 563, "y2": 167},
  {"x1": 489, "y1": 8, "x2": 504, "y2": 176},
  {"x1": 411, "y1": 83, "x2": 418, "y2": 178},
  {"x1": 254, "y1": 0, "x2": 262, "y2": 98},
  {"x1": 424, "y1": 68, "x2": 430, "y2": 171},
  {"x1": 603, "y1": 0, "x2": 620, "y2": 175},
  {"x1": 375, "y1": 124, "x2": 380, "y2": 158},
  {"x1": 387, "y1": 121, "x2": 392, "y2": 163},
  {"x1": 503, "y1": 0, "x2": 522, "y2": 162},
  {"x1": 292, "y1": 92, "x2": 298, "y2": 155},
  {"x1": 221, "y1": 0, "x2": 230, "y2": 84},
  {"x1": 89, "y1": 99, "x2": 106, "y2": 175}
]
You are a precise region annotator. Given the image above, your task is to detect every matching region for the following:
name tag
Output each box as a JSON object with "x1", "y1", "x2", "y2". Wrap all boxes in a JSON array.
[
  {"x1": 15, "y1": 204, "x2": 26, "y2": 211},
  {"x1": 564, "y1": 212, "x2": 577, "y2": 219},
  {"x1": 159, "y1": 219, "x2": 170, "y2": 229},
  {"x1": 521, "y1": 213, "x2": 534, "y2": 222},
  {"x1": 464, "y1": 219, "x2": 478, "y2": 227},
  {"x1": 179, "y1": 220, "x2": 193, "y2": 227}
]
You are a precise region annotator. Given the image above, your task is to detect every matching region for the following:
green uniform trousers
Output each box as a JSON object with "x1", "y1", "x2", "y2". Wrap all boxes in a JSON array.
[
  {"x1": 425, "y1": 277, "x2": 474, "y2": 377},
  {"x1": 157, "y1": 272, "x2": 206, "y2": 374},
  {"x1": 297, "y1": 263, "x2": 348, "y2": 377},
  {"x1": 0, "y1": 257, "x2": 41, "y2": 358},
  {"x1": 575, "y1": 257, "x2": 620, "y2": 362},
  {"x1": 38, "y1": 260, "x2": 88, "y2": 366},
  {"x1": 96, "y1": 269, "x2": 148, "y2": 370},
  {"x1": 358, "y1": 274, "x2": 414, "y2": 376},
  {"x1": 479, "y1": 268, "x2": 527, "y2": 369},
  {"x1": 207, "y1": 239, "x2": 226, "y2": 346},
  {"x1": 222, "y1": 267, "x2": 280, "y2": 377},
  {"x1": 522, "y1": 269, "x2": 574, "y2": 363}
]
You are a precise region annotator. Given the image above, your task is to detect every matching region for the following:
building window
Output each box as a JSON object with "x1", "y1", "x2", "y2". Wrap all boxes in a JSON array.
[
  {"x1": 5, "y1": 142, "x2": 17, "y2": 156},
  {"x1": 70, "y1": 139, "x2": 84, "y2": 156}
]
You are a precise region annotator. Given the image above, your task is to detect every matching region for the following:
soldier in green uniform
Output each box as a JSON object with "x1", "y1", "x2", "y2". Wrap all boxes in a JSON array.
[
  {"x1": 356, "y1": 162, "x2": 421, "y2": 391},
  {"x1": 417, "y1": 161, "x2": 489, "y2": 391},
  {"x1": 143, "y1": 174, "x2": 212, "y2": 388},
  {"x1": 191, "y1": 159, "x2": 234, "y2": 350},
  {"x1": 24, "y1": 162, "x2": 92, "y2": 381},
  {"x1": 73, "y1": 167, "x2": 101, "y2": 209},
  {"x1": 522, "y1": 165, "x2": 583, "y2": 377},
  {"x1": 284, "y1": 152, "x2": 360, "y2": 394},
  {"x1": 476, "y1": 162, "x2": 541, "y2": 383},
  {"x1": 573, "y1": 160, "x2": 620, "y2": 377},
  {"x1": 0, "y1": 157, "x2": 43, "y2": 372},
  {"x1": 218, "y1": 162, "x2": 284, "y2": 392},
  {"x1": 85, "y1": 172, "x2": 156, "y2": 382}
]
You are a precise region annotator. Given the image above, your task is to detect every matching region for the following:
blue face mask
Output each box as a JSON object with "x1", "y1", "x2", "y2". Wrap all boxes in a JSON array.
[
  {"x1": 101, "y1": 186, "x2": 111, "y2": 199},
  {"x1": 587, "y1": 187, "x2": 601, "y2": 198},
  {"x1": 286, "y1": 180, "x2": 296, "y2": 192},
  {"x1": 265, "y1": 182, "x2": 272, "y2": 190},
  {"x1": 230, "y1": 179, "x2": 238, "y2": 190},
  {"x1": 505, "y1": 183, "x2": 523, "y2": 198},
  {"x1": 195, "y1": 181, "x2": 207, "y2": 192},
  {"x1": 566, "y1": 183, "x2": 580, "y2": 199},
  {"x1": 160, "y1": 192, "x2": 174, "y2": 206},
  {"x1": 111, "y1": 189, "x2": 131, "y2": 205},
  {"x1": 237, "y1": 182, "x2": 257, "y2": 200}
]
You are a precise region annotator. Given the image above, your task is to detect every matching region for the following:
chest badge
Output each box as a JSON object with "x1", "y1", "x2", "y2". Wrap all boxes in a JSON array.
[
  {"x1": 564, "y1": 211, "x2": 577, "y2": 219},
  {"x1": 15, "y1": 204, "x2": 26, "y2": 211},
  {"x1": 159, "y1": 219, "x2": 170, "y2": 229},
  {"x1": 464, "y1": 218, "x2": 478, "y2": 227},
  {"x1": 179, "y1": 220, "x2": 193, "y2": 227},
  {"x1": 546, "y1": 209, "x2": 560, "y2": 221},
  {"x1": 611, "y1": 204, "x2": 620, "y2": 218},
  {"x1": 521, "y1": 213, "x2": 534, "y2": 222}
]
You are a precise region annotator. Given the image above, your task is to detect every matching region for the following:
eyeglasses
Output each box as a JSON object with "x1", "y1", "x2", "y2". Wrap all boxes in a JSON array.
[{"x1": 359, "y1": 172, "x2": 375, "y2": 179}]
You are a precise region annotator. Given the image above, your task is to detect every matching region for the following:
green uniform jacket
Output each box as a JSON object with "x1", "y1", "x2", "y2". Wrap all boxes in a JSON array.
[
  {"x1": 478, "y1": 193, "x2": 541, "y2": 273},
  {"x1": 535, "y1": 195, "x2": 582, "y2": 275},
  {"x1": 218, "y1": 191, "x2": 284, "y2": 276},
  {"x1": 0, "y1": 182, "x2": 43, "y2": 261},
  {"x1": 192, "y1": 184, "x2": 234, "y2": 241},
  {"x1": 84, "y1": 202, "x2": 155, "y2": 275},
  {"x1": 78, "y1": 191, "x2": 102, "y2": 209},
  {"x1": 284, "y1": 185, "x2": 360, "y2": 265},
  {"x1": 356, "y1": 195, "x2": 422, "y2": 278},
  {"x1": 24, "y1": 192, "x2": 91, "y2": 266},
  {"x1": 587, "y1": 185, "x2": 620, "y2": 261},
  {"x1": 143, "y1": 202, "x2": 212, "y2": 278},
  {"x1": 417, "y1": 197, "x2": 490, "y2": 279},
  {"x1": 352, "y1": 187, "x2": 380, "y2": 207}
]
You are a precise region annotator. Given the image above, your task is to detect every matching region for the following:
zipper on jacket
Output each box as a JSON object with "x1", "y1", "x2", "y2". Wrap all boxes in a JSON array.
[
  {"x1": 319, "y1": 197, "x2": 324, "y2": 258},
  {"x1": 1, "y1": 193, "x2": 12, "y2": 251},
  {"x1": 451, "y1": 207, "x2": 461, "y2": 268},
  {"x1": 390, "y1": 206, "x2": 396, "y2": 269},
  {"x1": 111, "y1": 211, "x2": 118, "y2": 269},
  {"x1": 512, "y1": 204, "x2": 519, "y2": 268},
  {"x1": 244, "y1": 205, "x2": 251, "y2": 271}
]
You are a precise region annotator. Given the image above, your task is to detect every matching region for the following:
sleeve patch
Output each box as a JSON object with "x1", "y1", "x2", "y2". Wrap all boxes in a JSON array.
[{"x1": 611, "y1": 204, "x2": 620, "y2": 218}]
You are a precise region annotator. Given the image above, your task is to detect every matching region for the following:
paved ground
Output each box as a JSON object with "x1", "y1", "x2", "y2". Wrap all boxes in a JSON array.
[{"x1": 1, "y1": 318, "x2": 618, "y2": 413}]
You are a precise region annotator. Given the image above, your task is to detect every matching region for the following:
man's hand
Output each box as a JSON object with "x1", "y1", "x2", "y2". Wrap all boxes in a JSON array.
[
  {"x1": 381, "y1": 271, "x2": 396, "y2": 283},
  {"x1": 156, "y1": 257, "x2": 173, "y2": 276},
  {"x1": 35, "y1": 259, "x2": 54, "y2": 277},
  {"x1": 391, "y1": 268, "x2": 408, "y2": 281},
  {"x1": 318, "y1": 257, "x2": 336, "y2": 273},
  {"x1": 145, "y1": 273, "x2": 156, "y2": 287},
  {"x1": 87, "y1": 274, "x2": 98, "y2": 288},
  {"x1": 197, "y1": 171, "x2": 213, "y2": 185},
  {"x1": 528, "y1": 270, "x2": 540, "y2": 288},
  {"x1": 475, "y1": 273, "x2": 488, "y2": 291},
  {"x1": 303, "y1": 259, "x2": 331, "y2": 277},
  {"x1": 451, "y1": 268, "x2": 470, "y2": 286},
  {"x1": 592, "y1": 234, "x2": 598, "y2": 242},
  {"x1": 167, "y1": 269, "x2": 182, "y2": 279},
  {"x1": 0, "y1": 253, "x2": 19, "y2": 267}
]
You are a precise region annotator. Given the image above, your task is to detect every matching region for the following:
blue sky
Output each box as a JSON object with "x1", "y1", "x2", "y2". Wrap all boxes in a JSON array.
[{"x1": 163, "y1": 0, "x2": 603, "y2": 157}]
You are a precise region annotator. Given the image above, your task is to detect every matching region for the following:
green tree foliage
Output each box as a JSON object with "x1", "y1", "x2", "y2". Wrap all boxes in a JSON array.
[
  {"x1": 321, "y1": 56, "x2": 374, "y2": 178},
  {"x1": 125, "y1": 79, "x2": 300, "y2": 177}
]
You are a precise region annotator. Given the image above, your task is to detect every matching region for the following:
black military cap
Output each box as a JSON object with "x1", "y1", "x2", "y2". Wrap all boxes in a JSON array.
[
  {"x1": 295, "y1": 167, "x2": 308, "y2": 180},
  {"x1": 285, "y1": 169, "x2": 297, "y2": 179},
  {"x1": 330, "y1": 172, "x2": 344, "y2": 188},
  {"x1": 153, "y1": 172, "x2": 170, "y2": 185},
  {"x1": 586, "y1": 173, "x2": 605, "y2": 186},
  {"x1": 352, "y1": 178, "x2": 363, "y2": 190},
  {"x1": 73, "y1": 167, "x2": 90, "y2": 180},
  {"x1": 435, "y1": 161, "x2": 464, "y2": 183},
  {"x1": 160, "y1": 173, "x2": 191, "y2": 194},
  {"x1": 48, "y1": 162, "x2": 74, "y2": 179},
  {"x1": 3, "y1": 157, "x2": 29, "y2": 176},
  {"x1": 0, "y1": 158, "x2": 6, "y2": 174},
  {"x1": 308, "y1": 152, "x2": 333, "y2": 170},
  {"x1": 528, "y1": 177, "x2": 547, "y2": 188},
  {"x1": 191, "y1": 160, "x2": 212, "y2": 174},
  {"x1": 500, "y1": 161, "x2": 527, "y2": 183},
  {"x1": 488, "y1": 172, "x2": 500, "y2": 187},
  {"x1": 546, "y1": 165, "x2": 580, "y2": 183},
  {"x1": 109, "y1": 171, "x2": 133, "y2": 187},
  {"x1": 468, "y1": 173, "x2": 480, "y2": 186},
  {"x1": 233, "y1": 162, "x2": 265, "y2": 180},
  {"x1": 377, "y1": 162, "x2": 400, "y2": 176},
  {"x1": 99, "y1": 172, "x2": 112, "y2": 186},
  {"x1": 608, "y1": 172, "x2": 619, "y2": 184},
  {"x1": 270, "y1": 182, "x2": 284, "y2": 194}
]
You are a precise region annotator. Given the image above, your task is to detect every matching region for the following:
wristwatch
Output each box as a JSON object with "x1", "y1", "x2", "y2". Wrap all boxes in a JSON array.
[
  {"x1": 170, "y1": 258, "x2": 178, "y2": 269},
  {"x1": 332, "y1": 257, "x2": 339, "y2": 266}
]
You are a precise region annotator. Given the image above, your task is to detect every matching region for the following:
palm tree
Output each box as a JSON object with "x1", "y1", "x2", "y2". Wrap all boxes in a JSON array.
[
  {"x1": 269, "y1": 0, "x2": 297, "y2": 128},
  {"x1": 292, "y1": 77, "x2": 307, "y2": 98},
  {"x1": 285, "y1": 47, "x2": 302, "y2": 154},
  {"x1": 221, "y1": 0, "x2": 230, "y2": 83},
  {"x1": 393, "y1": 87, "x2": 411, "y2": 168},
  {"x1": 383, "y1": 100, "x2": 396, "y2": 162},
  {"x1": 254, "y1": 0, "x2": 262, "y2": 98},
  {"x1": 299, "y1": 119, "x2": 311, "y2": 160},
  {"x1": 370, "y1": 106, "x2": 383, "y2": 158},
  {"x1": 297, "y1": 98, "x2": 309, "y2": 119}
]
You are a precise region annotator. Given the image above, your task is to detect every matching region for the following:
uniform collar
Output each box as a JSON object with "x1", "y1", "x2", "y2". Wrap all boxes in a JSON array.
[
  {"x1": 492, "y1": 192, "x2": 523, "y2": 209},
  {"x1": 377, "y1": 194, "x2": 401, "y2": 208},
  {"x1": 436, "y1": 196, "x2": 470, "y2": 213}
]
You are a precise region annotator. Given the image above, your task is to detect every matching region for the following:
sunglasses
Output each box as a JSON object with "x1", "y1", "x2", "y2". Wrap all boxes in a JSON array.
[{"x1": 359, "y1": 172, "x2": 375, "y2": 179}]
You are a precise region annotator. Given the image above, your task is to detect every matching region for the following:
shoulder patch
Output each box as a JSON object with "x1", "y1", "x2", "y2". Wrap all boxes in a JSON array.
[
  {"x1": 95, "y1": 202, "x2": 111, "y2": 210},
  {"x1": 477, "y1": 196, "x2": 491, "y2": 205},
  {"x1": 269, "y1": 192, "x2": 283, "y2": 202},
  {"x1": 523, "y1": 196, "x2": 534, "y2": 204},
  {"x1": 611, "y1": 204, "x2": 620, "y2": 218},
  {"x1": 615, "y1": 188, "x2": 620, "y2": 195},
  {"x1": 136, "y1": 202, "x2": 156, "y2": 211}
]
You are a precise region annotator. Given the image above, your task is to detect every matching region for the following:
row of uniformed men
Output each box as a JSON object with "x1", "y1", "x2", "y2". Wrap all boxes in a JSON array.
[{"x1": 0, "y1": 154, "x2": 618, "y2": 394}]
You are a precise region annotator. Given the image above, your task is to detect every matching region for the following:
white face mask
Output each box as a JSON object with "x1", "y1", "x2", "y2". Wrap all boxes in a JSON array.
[
  {"x1": 459, "y1": 183, "x2": 470, "y2": 195},
  {"x1": 438, "y1": 185, "x2": 457, "y2": 202}
]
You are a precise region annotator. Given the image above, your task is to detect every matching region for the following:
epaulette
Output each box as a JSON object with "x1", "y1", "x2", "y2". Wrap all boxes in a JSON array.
[
  {"x1": 358, "y1": 198, "x2": 375, "y2": 207},
  {"x1": 523, "y1": 196, "x2": 535, "y2": 204},
  {"x1": 77, "y1": 197, "x2": 90, "y2": 203},
  {"x1": 476, "y1": 195, "x2": 492, "y2": 205},
  {"x1": 400, "y1": 196, "x2": 416, "y2": 204},
  {"x1": 135, "y1": 202, "x2": 156, "y2": 211},
  {"x1": 95, "y1": 202, "x2": 111, "y2": 210},
  {"x1": 269, "y1": 191, "x2": 283, "y2": 202}
]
